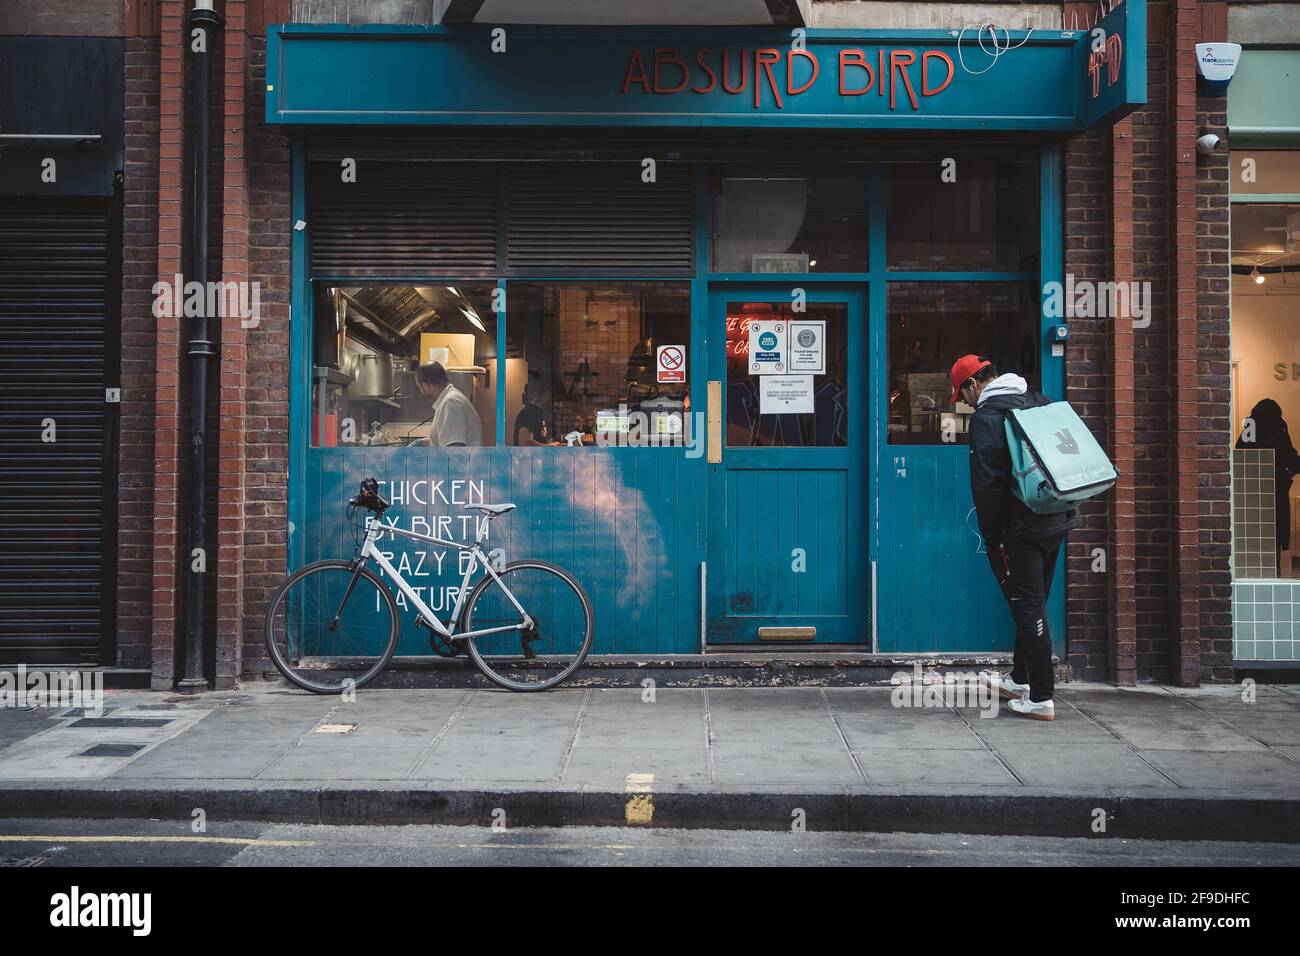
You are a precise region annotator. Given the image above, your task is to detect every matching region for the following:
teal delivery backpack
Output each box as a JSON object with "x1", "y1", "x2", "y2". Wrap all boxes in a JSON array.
[{"x1": 1003, "y1": 402, "x2": 1118, "y2": 514}]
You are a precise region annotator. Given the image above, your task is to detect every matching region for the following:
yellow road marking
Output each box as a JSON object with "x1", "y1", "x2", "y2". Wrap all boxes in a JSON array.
[
  {"x1": 624, "y1": 772, "x2": 654, "y2": 825},
  {"x1": 0, "y1": 835, "x2": 316, "y2": 847}
]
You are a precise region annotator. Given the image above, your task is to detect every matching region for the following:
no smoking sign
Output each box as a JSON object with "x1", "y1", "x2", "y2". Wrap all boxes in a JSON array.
[{"x1": 656, "y1": 344, "x2": 686, "y2": 383}]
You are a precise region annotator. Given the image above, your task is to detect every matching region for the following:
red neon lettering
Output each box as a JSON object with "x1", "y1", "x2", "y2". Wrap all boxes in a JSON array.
[
  {"x1": 838, "y1": 49, "x2": 874, "y2": 95},
  {"x1": 755, "y1": 48, "x2": 783, "y2": 108},
  {"x1": 787, "y1": 48, "x2": 818, "y2": 95},
  {"x1": 653, "y1": 48, "x2": 689, "y2": 94},
  {"x1": 693, "y1": 48, "x2": 718, "y2": 94},
  {"x1": 1089, "y1": 49, "x2": 1103, "y2": 98},
  {"x1": 890, "y1": 50, "x2": 919, "y2": 111},
  {"x1": 623, "y1": 48, "x2": 651, "y2": 94},
  {"x1": 921, "y1": 50, "x2": 954, "y2": 97},
  {"x1": 1106, "y1": 34, "x2": 1123, "y2": 85},
  {"x1": 877, "y1": 50, "x2": 886, "y2": 96}
]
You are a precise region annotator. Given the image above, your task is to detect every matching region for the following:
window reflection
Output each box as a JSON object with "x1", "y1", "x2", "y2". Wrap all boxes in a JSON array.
[
  {"x1": 713, "y1": 164, "x2": 868, "y2": 273},
  {"x1": 887, "y1": 282, "x2": 1039, "y2": 444},
  {"x1": 887, "y1": 160, "x2": 1039, "y2": 271}
]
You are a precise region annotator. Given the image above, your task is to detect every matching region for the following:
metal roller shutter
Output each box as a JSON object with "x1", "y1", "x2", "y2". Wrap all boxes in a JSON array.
[
  {"x1": 308, "y1": 162, "x2": 500, "y2": 278},
  {"x1": 0, "y1": 198, "x2": 116, "y2": 665},
  {"x1": 307, "y1": 160, "x2": 694, "y2": 278},
  {"x1": 505, "y1": 162, "x2": 692, "y2": 275}
]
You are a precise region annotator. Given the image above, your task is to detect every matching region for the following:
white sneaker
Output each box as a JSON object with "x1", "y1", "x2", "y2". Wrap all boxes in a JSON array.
[
  {"x1": 1008, "y1": 697, "x2": 1055, "y2": 721},
  {"x1": 981, "y1": 672, "x2": 1030, "y2": 701}
]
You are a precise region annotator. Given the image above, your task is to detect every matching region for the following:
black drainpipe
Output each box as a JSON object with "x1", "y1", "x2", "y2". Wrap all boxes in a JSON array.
[{"x1": 179, "y1": 1, "x2": 224, "y2": 692}]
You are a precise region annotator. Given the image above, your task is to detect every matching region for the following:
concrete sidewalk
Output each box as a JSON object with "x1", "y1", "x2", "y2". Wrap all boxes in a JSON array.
[{"x1": 0, "y1": 682, "x2": 1297, "y2": 841}]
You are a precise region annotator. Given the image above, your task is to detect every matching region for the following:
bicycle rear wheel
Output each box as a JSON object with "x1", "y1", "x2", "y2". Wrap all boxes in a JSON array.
[
  {"x1": 264, "y1": 559, "x2": 400, "y2": 694},
  {"x1": 462, "y1": 560, "x2": 594, "y2": 691}
]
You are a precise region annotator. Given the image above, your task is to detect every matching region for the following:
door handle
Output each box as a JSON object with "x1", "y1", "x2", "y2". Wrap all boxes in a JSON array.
[{"x1": 707, "y1": 380, "x2": 722, "y2": 464}]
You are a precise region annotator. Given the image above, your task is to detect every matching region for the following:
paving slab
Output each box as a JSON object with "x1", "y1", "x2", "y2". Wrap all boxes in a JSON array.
[
  {"x1": 711, "y1": 738, "x2": 863, "y2": 785},
  {"x1": 1089, "y1": 714, "x2": 1270, "y2": 752},
  {"x1": 412, "y1": 737, "x2": 570, "y2": 782},
  {"x1": 853, "y1": 748, "x2": 1016, "y2": 786},
  {"x1": 561, "y1": 745, "x2": 709, "y2": 787},
  {"x1": 1138, "y1": 750, "x2": 1300, "y2": 791},
  {"x1": 991, "y1": 742, "x2": 1175, "y2": 789}
]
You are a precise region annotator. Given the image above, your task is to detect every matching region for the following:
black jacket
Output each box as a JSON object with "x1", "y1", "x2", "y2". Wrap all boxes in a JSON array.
[{"x1": 969, "y1": 386, "x2": 1080, "y2": 545}]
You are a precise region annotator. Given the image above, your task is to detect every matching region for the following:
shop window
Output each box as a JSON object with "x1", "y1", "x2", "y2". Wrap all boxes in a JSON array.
[
  {"x1": 309, "y1": 283, "x2": 498, "y2": 447},
  {"x1": 712, "y1": 164, "x2": 868, "y2": 273},
  {"x1": 1230, "y1": 202, "x2": 1300, "y2": 583},
  {"x1": 1230, "y1": 150, "x2": 1300, "y2": 197},
  {"x1": 506, "y1": 283, "x2": 692, "y2": 447},
  {"x1": 886, "y1": 160, "x2": 1039, "y2": 272},
  {"x1": 724, "y1": 301, "x2": 848, "y2": 447},
  {"x1": 886, "y1": 282, "x2": 1039, "y2": 445}
]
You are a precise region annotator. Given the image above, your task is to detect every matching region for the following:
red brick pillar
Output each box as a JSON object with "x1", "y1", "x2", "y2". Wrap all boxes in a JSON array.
[
  {"x1": 1110, "y1": 115, "x2": 1138, "y2": 684},
  {"x1": 1196, "y1": 0, "x2": 1234, "y2": 679},
  {"x1": 216, "y1": 0, "x2": 250, "y2": 689},
  {"x1": 149, "y1": 0, "x2": 188, "y2": 689},
  {"x1": 1167, "y1": 0, "x2": 1202, "y2": 685}
]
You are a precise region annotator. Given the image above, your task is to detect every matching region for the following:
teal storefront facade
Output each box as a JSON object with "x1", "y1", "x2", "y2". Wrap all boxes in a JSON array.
[{"x1": 268, "y1": 11, "x2": 1144, "y2": 658}]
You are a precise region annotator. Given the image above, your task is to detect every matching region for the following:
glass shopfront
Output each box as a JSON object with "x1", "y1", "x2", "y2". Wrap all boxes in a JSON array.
[
  {"x1": 1229, "y1": 147, "x2": 1300, "y2": 663},
  {"x1": 293, "y1": 149, "x2": 1061, "y2": 656}
]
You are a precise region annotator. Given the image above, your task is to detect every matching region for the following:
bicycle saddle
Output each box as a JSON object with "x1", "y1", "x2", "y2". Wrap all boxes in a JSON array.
[{"x1": 462, "y1": 503, "x2": 516, "y2": 516}]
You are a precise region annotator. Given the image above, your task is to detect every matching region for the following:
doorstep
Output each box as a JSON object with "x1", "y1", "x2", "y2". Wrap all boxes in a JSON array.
[{"x1": 245, "y1": 651, "x2": 1052, "y2": 689}]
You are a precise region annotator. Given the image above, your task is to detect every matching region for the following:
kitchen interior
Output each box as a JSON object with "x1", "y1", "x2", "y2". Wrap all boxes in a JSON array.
[
  {"x1": 311, "y1": 283, "x2": 500, "y2": 446},
  {"x1": 310, "y1": 282, "x2": 694, "y2": 449}
]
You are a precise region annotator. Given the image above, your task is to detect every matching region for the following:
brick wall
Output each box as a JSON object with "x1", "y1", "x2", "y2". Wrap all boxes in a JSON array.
[
  {"x1": 1196, "y1": 0, "x2": 1233, "y2": 683},
  {"x1": 148, "y1": 0, "x2": 188, "y2": 689},
  {"x1": 239, "y1": 27, "x2": 293, "y2": 681},
  {"x1": 117, "y1": 35, "x2": 161, "y2": 669}
]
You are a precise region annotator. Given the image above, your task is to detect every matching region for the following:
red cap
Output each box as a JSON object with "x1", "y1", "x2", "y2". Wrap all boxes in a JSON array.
[{"x1": 949, "y1": 355, "x2": 991, "y2": 405}]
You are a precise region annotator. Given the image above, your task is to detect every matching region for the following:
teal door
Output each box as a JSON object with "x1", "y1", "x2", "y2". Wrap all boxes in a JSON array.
[{"x1": 706, "y1": 286, "x2": 868, "y2": 644}]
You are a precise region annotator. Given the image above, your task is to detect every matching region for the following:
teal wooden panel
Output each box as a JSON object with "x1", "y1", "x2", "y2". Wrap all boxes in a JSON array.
[
  {"x1": 876, "y1": 446, "x2": 1013, "y2": 653},
  {"x1": 299, "y1": 447, "x2": 703, "y2": 657}
]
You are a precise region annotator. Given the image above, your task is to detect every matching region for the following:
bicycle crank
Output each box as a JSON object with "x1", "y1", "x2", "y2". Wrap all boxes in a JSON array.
[{"x1": 418, "y1": 617, "x2": 464, "y2": 658}]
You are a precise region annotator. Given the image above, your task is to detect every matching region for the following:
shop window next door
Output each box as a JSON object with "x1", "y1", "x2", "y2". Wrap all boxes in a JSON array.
[{"x1": 706, "y1": 288, "x2": 868, "y2": 644}]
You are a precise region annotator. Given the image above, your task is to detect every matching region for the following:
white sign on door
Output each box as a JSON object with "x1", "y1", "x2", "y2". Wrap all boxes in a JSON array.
[
  {"x1": 747, "y1": 320, "x2": 787, "y2": 375},
  {"x1": 788, "y1": 320, "x2": 825, "y2": 375},
  {"x1": 759, "y1": 374, "x2": 815, "y2": 415}
]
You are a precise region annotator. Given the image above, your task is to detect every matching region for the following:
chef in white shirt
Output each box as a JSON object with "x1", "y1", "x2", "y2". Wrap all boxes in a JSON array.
[{"x1": 414, "y1": 361, "x2": 482, "y2": 447}]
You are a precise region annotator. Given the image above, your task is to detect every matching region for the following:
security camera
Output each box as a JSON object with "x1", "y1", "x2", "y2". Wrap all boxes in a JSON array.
[{"x1": 1196, "y1": 132, "x2": 1222, "y2": 155}]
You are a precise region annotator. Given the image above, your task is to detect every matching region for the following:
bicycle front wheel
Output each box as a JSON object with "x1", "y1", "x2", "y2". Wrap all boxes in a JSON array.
[
  {"x1": 264, "y1": 560, "x2": 400, "y2": 694},
  {"x1": 462, "y1": 560, "x2": 594, "y2": 691}
]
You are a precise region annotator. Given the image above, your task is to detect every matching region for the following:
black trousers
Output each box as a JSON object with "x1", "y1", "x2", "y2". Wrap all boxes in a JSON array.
[{"x1": 991, "y1": 534, "x2": 1063, "y2": 702}]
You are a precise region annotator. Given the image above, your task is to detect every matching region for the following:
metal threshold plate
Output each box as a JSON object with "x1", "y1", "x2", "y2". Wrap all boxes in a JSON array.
[{"x1": 757, "y1": 627, "x2": 816, "y2": 641}]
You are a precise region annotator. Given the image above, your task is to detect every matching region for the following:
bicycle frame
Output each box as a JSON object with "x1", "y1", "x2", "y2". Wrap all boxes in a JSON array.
[{"x1": 353, "y1": 515, "x2": 532, "y2": 641}]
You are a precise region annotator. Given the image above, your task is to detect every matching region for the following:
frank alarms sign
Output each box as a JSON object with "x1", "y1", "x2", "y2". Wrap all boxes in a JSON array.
[{"x1": 267, "y1": 12, "x2": 1146, "y2": 132}]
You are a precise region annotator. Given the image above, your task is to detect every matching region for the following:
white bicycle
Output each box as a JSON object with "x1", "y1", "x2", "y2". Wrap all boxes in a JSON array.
[{"x1": 264, "y1": 478, "x2": 594, "y2": 693}]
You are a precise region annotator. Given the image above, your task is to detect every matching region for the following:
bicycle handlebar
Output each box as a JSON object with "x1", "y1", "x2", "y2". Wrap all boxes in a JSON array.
[{"x1": 349, "y1": 476, "x2": 390, "y2": 514}]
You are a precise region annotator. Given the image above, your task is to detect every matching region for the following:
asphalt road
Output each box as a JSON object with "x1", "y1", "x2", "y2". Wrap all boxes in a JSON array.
[{"x1": 0, "y1": 818, "x2": 1297, "y2": 867}]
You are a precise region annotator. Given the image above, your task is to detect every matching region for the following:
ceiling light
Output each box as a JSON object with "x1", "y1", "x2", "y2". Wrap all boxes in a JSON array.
[{"x1": 1252, "y1": 266, "x2": 1266, "y2": 285}]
